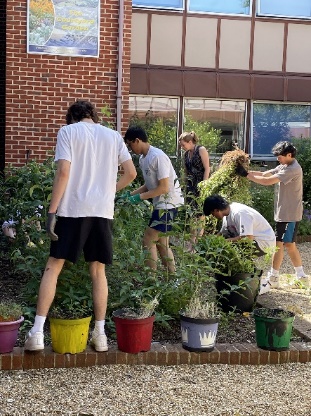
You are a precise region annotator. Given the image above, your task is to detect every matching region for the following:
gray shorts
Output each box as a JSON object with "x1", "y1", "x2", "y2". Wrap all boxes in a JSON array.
[{"x1": 50, "y1": 217, "x2": 113, "y2": 264}]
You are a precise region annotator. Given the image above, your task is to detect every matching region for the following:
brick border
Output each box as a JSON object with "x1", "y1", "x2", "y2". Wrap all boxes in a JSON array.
[{"x1": 1, "y1": 342, "x2": 311, "y2": 371}]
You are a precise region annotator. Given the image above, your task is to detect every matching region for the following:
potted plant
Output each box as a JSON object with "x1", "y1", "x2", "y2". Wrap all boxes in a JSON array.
[
  {"x1": 253, "y1": 307, "x2": 295, "y2": 351},
  {"x1": 180, "y1": 287, "x2": 220, "y2": 352},
  {"x1": 198, "y1": 235, "x2": 270, "y2": 313},
  {"x1": 48, "y1": 260, "x2": 93, "y2": 354},
  {"x1": 112, "y1": 296, "x2": 159, "y2": 354},
  {"x1": 0, "y1": 301, "x2": 24, "y2": 353}
]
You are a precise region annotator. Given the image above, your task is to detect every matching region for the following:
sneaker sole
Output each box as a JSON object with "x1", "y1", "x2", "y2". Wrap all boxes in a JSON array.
[
  {"x1": 90, "y1": 340, "x2": 108, "y2": 352},
  {"x1": 24, "y1": 344, "x2": 44, "y2": 351}
]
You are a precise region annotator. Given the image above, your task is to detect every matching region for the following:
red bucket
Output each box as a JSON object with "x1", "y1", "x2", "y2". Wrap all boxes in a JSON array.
[{"x1": 113, "y1": 310, "x2": 155, "y2": 354}]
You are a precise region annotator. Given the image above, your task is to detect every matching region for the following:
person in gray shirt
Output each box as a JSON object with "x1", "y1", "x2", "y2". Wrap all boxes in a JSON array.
[{"x1": 236, "y1": 141, "x2": 308, "y2": 293}]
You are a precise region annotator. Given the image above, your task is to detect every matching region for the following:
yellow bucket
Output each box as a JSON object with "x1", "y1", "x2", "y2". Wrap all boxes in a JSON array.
[{"x1": 49, "y1": 316, "x2": 91, "y2": 354}]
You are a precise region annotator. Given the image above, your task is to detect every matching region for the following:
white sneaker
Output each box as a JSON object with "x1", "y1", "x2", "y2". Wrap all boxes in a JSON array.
[
  {"x1": 294, "y1": 275, "x2": 310, "y2": 288},
  {"x1": 24, "y1": 331, "x2": 44, "y2": 351},
  {"x1": 269, "y1": 275, "x2": 280, "y2": 289},
  {"x1": 259, "y1": 278, "x2": 271, "y2": 295},
  {"x1": 90, "y1": 331, "x2": 108, "y2": 352}
]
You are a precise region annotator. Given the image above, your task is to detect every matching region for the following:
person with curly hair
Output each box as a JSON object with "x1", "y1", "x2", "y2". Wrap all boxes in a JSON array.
[{"x1": 24, "y1": 100, "x2": 137, "y2": 352}]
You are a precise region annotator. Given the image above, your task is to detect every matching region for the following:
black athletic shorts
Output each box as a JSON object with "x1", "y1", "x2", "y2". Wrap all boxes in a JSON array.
[{"x1": 50, "y1": 217, "x2": 113, "y2": 264}]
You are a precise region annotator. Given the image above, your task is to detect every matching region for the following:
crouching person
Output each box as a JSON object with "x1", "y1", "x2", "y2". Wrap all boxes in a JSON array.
[{"x1": 203, "y1": 194, "x2": 276, "y2": 294}]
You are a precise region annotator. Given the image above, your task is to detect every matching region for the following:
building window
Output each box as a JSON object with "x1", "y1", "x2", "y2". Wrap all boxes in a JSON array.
[
  {"x1": 188, "y1": 0, "x2": 251, "y2": 15},
  {"x1": 257, "y1": 0, "x2": 311, "y2": 19},
  {"x1": 128, "y1": 95, "x2": 179, "y2": 155},
  {"x1": 133, "y1": 0, "x2": 183, "y2": 9},
  {"x1": 183, "y1": 99, "x2": 247, "y2": 155},
  {"x1": 252, "y1": 102, "x2": 311, "y2": 157}
]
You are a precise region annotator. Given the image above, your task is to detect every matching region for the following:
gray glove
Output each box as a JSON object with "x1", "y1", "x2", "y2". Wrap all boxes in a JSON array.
[{"x1": 46, "y1": 213, "x2": 58, "y2": 241}]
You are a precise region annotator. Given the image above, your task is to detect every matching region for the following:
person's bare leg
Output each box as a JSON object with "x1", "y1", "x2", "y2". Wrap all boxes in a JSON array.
[
  {"x1": 89, "y1": 261, "x2": 108, "y2": 320},
  {"x1": 157, "y1": 235, "x2": 176, "y2": 273},
  {"x1": 36, "y1": 257, "x2": 65, "y2": 316},
  {"x1": 143, "y1": 227, "x2": 159, "y2": 270},
  {"x1": 89, "y1": 261, "x2": 109, "y2": 351},
  {"x1": 272, "y1": 242, "x2": 284, "y2": 271},
  {"x1": 284, "y1": 242, "x2": 303, "y2": 268}
]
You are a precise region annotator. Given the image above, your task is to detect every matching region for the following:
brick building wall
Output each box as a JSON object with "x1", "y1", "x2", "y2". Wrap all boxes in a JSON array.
[
  {"x1": 0, "y1": 0, "x2": 6, "y2": 171},
  {"x1": 5, "y1": 0, "x2": 132, "y2": 167}
]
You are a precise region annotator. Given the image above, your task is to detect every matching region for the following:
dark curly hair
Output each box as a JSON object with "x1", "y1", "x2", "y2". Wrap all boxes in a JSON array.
[
  {"x1": 272, "y1": 141, "x2": 296, "y2": 157},
  {"x1": 66, "y1": 100, "x2": 99, "y2": 125}
]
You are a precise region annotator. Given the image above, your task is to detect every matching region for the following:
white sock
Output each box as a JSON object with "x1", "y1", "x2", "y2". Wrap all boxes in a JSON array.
[
  {"x1": 94, "y1": 320, "x2": 106, "y2": 335},
  {"x1": 295, "y1": 266, "x2": 305, "y2": 277},
  {"x1": 30, "y1": 315, "x2": 46, "y2": 335}
]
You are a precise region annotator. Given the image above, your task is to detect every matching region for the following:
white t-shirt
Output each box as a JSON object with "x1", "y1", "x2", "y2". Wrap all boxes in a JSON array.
[
  {"x1": 55, "y1": 122, "x2": 131, "y2": 219},
  {"x1": 139, "y1": 146, "x2": 184, "y2": 209},
  {"x1": 220, "y1": 202, "x2": 276, "y2": 251}
]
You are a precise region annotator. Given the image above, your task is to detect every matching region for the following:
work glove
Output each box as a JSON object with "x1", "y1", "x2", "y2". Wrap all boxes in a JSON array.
[
  {"x1": 235, "y1": 164, "x2": 249, "y2": 178},
  {"x1": 115, "y1": 190, "x2": 131, "y2": 202},
  {"x1": 119, "y1": 190, "x2": 131, "y2": 200},
  {"x1": 46, "y1": 213, "x2": 58, "y2": 241},
  {"x1": 128, "y1": 194, "x2": 142, "y2": 205}
]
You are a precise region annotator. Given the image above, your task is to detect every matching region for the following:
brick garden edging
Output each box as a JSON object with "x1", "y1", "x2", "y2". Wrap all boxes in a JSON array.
[
  {"x1": 2, "y1": 289, "x2": 311, "y2": 371},
  {"x1": 1, "y1": 341, "x2": 311, "y2": 371}
]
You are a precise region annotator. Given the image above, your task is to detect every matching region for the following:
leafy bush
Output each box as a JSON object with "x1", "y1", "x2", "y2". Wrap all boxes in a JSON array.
[
  {"x1": 292, "y1": 137, "x2": 311, "y2": 202},
  {"x1": 250, "y1": 182, "x2": 274, "y2": 226}
]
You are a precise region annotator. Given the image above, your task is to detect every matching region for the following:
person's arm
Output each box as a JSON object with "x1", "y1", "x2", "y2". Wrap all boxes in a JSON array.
[
  {"x1": 199, "y1": 147, "x2": 210, "y2": 180},
  {"x1": 247, "y1": 171, "x2": 280, "y2": 186},
  {"x1": 48, "y1": 159, "x2": 71, "y2": 213},
  {"x1": 116, "y1": 159, "x2": 137, "y2": 192},
  {"x1": 139, "y1": 177, "x2": 169, "y2": 201}
]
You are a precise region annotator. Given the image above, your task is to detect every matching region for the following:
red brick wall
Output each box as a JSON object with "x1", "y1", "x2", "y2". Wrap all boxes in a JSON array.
[
  {"x1": 0, "y1": 0, "x2": 6, "y2": 171},
  {"x1": 5, "y1": 0, "x2": 132, "y2": 166}
]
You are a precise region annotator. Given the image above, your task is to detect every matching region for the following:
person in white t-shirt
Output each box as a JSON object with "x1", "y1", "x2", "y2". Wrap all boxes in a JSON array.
[
  {"x1": 24, "y1": 100, "x2": 137, "y2": 353},
  {"x1": 123, "y1": 126, "x2": 184, "y2": 273},
  {"x1": 203, "y1": 195, "x2": 276, "y2": 256}
]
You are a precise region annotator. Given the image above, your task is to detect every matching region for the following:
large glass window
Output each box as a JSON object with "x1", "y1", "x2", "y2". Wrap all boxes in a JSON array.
[
  {"x1": 133, "y1": 0, "x2": 183, "y2": 9},
  {"x1": 252, "y1": 102, "x2": 311, "y2": 157},
  {"x1": 128, "y1": 95, "x2": 179, "y2": 155},
  {"x1": 188, "y1": 0, "x2": 251, "y2": 15},
  {"x1": 183, "y1": 99, "x2": 247, "y2": 155},
  {"x1": 258, "y1": 0, "x2": 311, "y2": 19}
]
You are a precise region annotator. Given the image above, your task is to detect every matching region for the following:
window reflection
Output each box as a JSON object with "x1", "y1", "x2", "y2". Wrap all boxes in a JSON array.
[
  {"x1": 184, "y1": 99, "x2": 246, "y2": 154},
  {"x1": 128, "y1": 95, "x2": 179, "y2": 155},
  {"x1": 189, "y1": 0, "x2": 251, "y2": 15},
  {"x1": 258, "y1": 0, "x2": 311, "y2": 19},
  {"x1": 252, "y1": 103, "x2": 311, "y2": 157}
]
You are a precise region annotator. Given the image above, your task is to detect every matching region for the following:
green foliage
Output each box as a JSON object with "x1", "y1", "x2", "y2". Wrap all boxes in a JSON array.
[
  {"x1": 299, "y1": 203, "x2": 311, "y2": 236},
  {"x1": 181, "y1": 285, "x2": 219, "y2": 319},
  {"x1": 293, "y1": 137, "x2": 311, "y2": 202},
  {"x1": 0, "y1": 301, "x2": 23, "y2": 322},
  {"x1": 129, "y1": 112, "x2": 177, "y2": 155},
  {"x1": 0, "y1": 158, "x2": 55, "y2": 251},
  {"x1": 183, "y1": 113, "x2": 221, "y2": 153},
  {"x1": 197, "y1": 235, "x2": 261, "y2": 277},
  {"x1": 198, "y1": 162, "x2": 252, "y2": 206},
  {"x1": 51, "y1": 259, "x2": 93, "y2": 318},
  {"x1": 250, "y1": 182, "x2": 274, "y2": 226}
]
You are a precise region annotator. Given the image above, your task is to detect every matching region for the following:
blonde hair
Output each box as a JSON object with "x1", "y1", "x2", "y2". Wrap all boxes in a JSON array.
[{"x1": 178, "y1": 131, "x2": 199, "y2": 144}]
